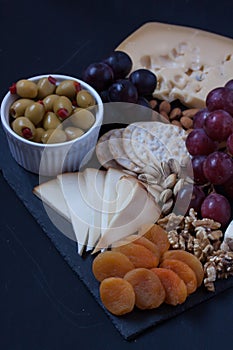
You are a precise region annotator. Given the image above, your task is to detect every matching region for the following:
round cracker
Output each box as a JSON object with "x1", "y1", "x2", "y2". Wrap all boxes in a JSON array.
[
  {"x1": 122, "y1": 124, "x2": 146, "y2": 168},
  {"x1": 133, "y1": 121, "x2": 189, "y2": 165},
  {"x1": 96, "y1": 129, "x2": 122, "y2": 169},
  {"x1": 131, "y1": 125, "x2": 170, "y2": 167},
  {"x1": 108, "y1": 129, "x2": 143, "y2": 173}
]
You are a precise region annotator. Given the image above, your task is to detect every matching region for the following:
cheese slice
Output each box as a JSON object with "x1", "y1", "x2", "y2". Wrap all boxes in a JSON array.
[
  {"x1": 222, "y1": 220, "x2": 233, "y2": 251},
  {"x1": 83, "y1": 168, "x2": 106, "y2": 250},
  {"x1": 116, "y1": 22, "x2": 233, "y2": 107},
  {"x1": 93, "y1": 178, "x2": 161, "y2": 253},
  {"x1": 101, "y1": 167, "x2": 125, "y2": 235},
  {"x1": 33, "y1": 178, "x2": 70, "y2": 221},
  {"x1": 57, "y1": 172, "x2": 90, "y2": 255}
]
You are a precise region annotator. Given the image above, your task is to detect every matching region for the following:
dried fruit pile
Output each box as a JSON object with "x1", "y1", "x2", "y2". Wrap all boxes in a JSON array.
[{"x1": 92, "y1": 223, "x2": 204, "y2": 316}]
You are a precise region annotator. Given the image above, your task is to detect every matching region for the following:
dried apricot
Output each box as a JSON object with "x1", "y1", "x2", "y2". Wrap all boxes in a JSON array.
[
  {"x1": 151, "y1": 268, "x2": 187, "y2": 305},
  {"x1": 124, "y1": 268, "x2": 165, "y2": 309},
  {"x1": 161, "y1": 250, "x2": 204, "y2": 287},
  {"x1": 99, "y1": 277, "x2": 135, "y2": 316},
  {"x1": 144, "y1": 224, "x2": 170, "y2": 256},
  {"x1": 160, "y1": 259, "x2": 197, "y2": 294},
  {"x1": 134, "y1": 236, "x2": 160, "y2": 258},
  {"x1": 92, "y1": 251, "x2": 134, "y2": 282},
  {"x1": 112, "y1": 242, "x2": 159, "y2": 268}
]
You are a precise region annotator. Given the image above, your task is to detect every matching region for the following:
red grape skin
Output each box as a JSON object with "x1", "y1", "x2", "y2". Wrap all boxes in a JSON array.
[
  {"x1": 203, "y1": 151, "x2": 233, "y2": 185},
  {"x1": 222, "y1": 176, "x2": 233, "y2": 200},
  {"x1": 227, "y1": 133, "x2": 233, "y2": 155},
  {"x1": 185, "y1": 129, "x2": 217, "y2": 156},
  {"x1": 206, "y1": 87, "x2": 233, "y2": 116},
  {"x1": 203, "y1": 109, "x2": 233, "y2": 142},
  {"x1": 201, "y1": 193, "x2": 231, "y2": 227},
  {"x1": 193, "y1": 108, "x2": 209, "y2": 129},
  {"x1": 192, "y1": 155, "x2": 208, "y2": 185},
  {"x1": 174, "y1": 184, "x2": 205, "y2": 215}
]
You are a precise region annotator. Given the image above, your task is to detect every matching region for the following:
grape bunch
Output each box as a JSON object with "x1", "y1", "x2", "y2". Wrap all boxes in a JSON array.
[
  {"x1": 185, "y1": 81, "x2": 233, "y2": 227},
  {"x1": 82, "y1": 51, "x2": 157, "y2": 106}
]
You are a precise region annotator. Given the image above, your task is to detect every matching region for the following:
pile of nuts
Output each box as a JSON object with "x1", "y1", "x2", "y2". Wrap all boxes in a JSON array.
[
  {"x1": 150, "y1": 98, "x2": 199, "y2": 133},
  {"x1": 9, "y1": 76, "x2": 96, "y2": 144},
  {"x1": 137, "y1": 158, "x2": 193, "y2": 216},
  {"x1": 157, "y1": 208, "x2": 233, "y2": 291}
]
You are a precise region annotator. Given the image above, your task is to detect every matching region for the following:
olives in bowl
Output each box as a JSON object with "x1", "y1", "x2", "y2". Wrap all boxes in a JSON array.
[{"x1": 1, "y1": 74, "x2": 103, "y2": 176}]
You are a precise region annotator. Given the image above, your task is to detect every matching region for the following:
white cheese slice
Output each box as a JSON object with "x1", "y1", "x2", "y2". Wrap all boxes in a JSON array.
[
  {"x1": 101, "y1": 167, "x2": 126, "y2": 235},
  {"x1": 83, "y1": 168, "x2": 106, "y2": 250},
  {"x1": 221, "y1": 220, "x2": 233, "y2": 251},
  {"x1": 33, "y1": 178, "x2": 70, "y2": 221},
  {"x1": 93, "y1": 178, "x2": 161, "y2": 253},
  {"x1": 57, "y1": 172, "x2": 90, "y2": 255},
  {"x1": 116, "y1": 22, "x2": 233, "y2": 108}
]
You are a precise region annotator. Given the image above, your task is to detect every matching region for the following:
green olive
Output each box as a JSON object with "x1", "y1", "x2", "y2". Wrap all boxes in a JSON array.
[
  {"x1": 43, "y1": 111, "x2": 61, "y2": 130},
  {"x1": 43, "y1": 94, "x2": 59, "y2": 111},
  {"x1": 33, "y1": 127, "x2": 45, "y2": 143},
  {"x1": 71, "y1": 108, "x2": 95, "y2": 131},
  {"x1": 11, "y1": 116, "x2": 36, "y2": 140},
  {"x1": 16, "y1": 79, "x2": 38, "y2": 98},
  {"x1": 9, "y1": 98, "x2": 34, "y2": 118},
  {"x1": 56, "y1": 80, "x2": 80, "y2": 99},
  {"x1": 37, "y1": 77, "x2": 56, "y2": 99},
  {"x1": 65, "y1": 126, "x2": 84, "y2": 140},
  {"x1": 53, "y1": 96, "x2": 73, "y2": 119},
  {"x1": 41, "y1": 129, "x2": 67, "y2": 144},
  {"x1": 76, "y1": 89, "x2": 95, "y2": 108},
  {"x1": 25, "y1": 102, "x2": 45, "y2": 125}
]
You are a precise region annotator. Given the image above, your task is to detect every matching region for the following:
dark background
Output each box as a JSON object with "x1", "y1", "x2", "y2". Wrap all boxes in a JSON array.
[{"x1": 1, "y1": 0, "x2": 233, "y2": 349}]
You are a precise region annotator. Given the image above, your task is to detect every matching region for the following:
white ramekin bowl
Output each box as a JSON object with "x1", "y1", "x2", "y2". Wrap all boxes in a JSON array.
[{"x1": 1, "y1": 74, "x2": 104, "y2": 176}]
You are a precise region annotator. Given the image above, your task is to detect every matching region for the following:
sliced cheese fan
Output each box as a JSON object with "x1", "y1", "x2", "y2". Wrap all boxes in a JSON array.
[{"x1": 33, "y1": 167, "x2": 161, "y2": 255}]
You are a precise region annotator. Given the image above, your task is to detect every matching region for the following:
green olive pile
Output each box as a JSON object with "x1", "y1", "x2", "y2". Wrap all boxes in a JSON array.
[{"x1": 9, "y1": 76, "x2": 96, "y2": 144}]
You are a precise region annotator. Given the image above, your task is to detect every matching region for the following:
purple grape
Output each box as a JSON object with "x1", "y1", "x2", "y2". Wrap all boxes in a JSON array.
[
  {"x1": 203, "y1": 151, "x2": 233, "y2": 185},
  {"x1": 206, "y1": 86, "x2": 233, "y2": 116},
  {"x1": 201, "y1": 192, "x2": 231, "y2": 227},
  {"x1": 103, "y1": 51, "x2": 132, "y2": 79},
  {"x1": 129, "y1": 69, "x2": 157, "y2": 96},
  {"x1": 192, "y1": 155, "x2": 208, "y2": 185},
  {"x1": 108, "y1": 79, "x2": 138, "y2": 103},
  {"x1": 203, "y1": 109, "x2": 233, "y2": 142},
  {"x1": 186, "y1": 129, "x2": 217, "y2": 156},
  {"x1": 137, "y1": 96, "x2": 151, "y2": 109},
  {"x1": 222, "y1": 176, "x2": 233, "y2": 200},
  {"x1": 193, "y1": 108, "x2": 209, "y2": 129},
  {"x1": 82, "y1": 62, "x2": 114, "y2": 91},
  {"x1": 227, "y1": 133, "x2": 233, "y2": 155},
  {"x1": 174, "y1": 184, "x2": 205, "y2": 215},
  {"x1": 225, "y1": 79, "x2": 233, "y2": 90}
]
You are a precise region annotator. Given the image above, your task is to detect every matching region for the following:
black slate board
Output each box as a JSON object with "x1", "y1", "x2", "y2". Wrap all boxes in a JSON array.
[{"x1": 1, "y1": 124, "x2": 233, "y2": 340}]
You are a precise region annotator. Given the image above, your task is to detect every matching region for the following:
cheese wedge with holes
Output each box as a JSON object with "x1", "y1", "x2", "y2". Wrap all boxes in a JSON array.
[
  {"x1": 93, "y1": 177, "x2": 161, "y2": 253},
  {"x1": 57, "y1": 172, "x2": 90, "y2": 255},
  {"x1": 116, "y1": 22, "x2": 233, "y2": 107},
  {"x1": 33, "y1": 178, "x2": 70, "y2": 221}
]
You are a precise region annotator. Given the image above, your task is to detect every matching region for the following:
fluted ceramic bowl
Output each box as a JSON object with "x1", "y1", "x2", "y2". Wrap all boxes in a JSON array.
[{"x1": 1, "y1": 74, "x2": 104, "y2": 176}]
